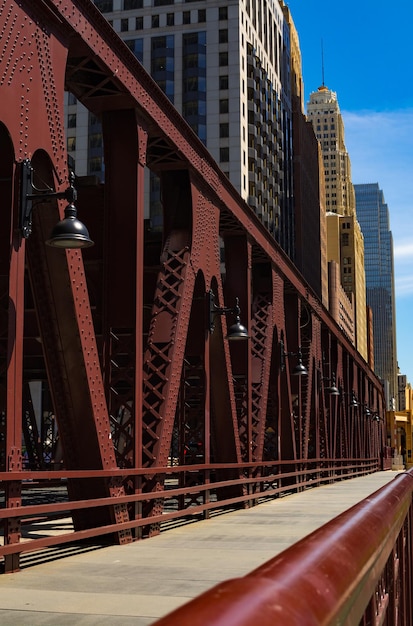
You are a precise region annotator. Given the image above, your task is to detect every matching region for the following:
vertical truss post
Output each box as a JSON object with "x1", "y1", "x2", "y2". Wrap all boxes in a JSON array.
[
  {"x1": 224, "y1": 236, "x2": 251, "y2": 463},
  {"x1": 4, "y1": 173, "x2": 24, "y2": 573}
]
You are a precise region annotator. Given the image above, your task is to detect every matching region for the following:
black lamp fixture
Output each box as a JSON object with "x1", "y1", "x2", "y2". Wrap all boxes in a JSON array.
[
  {"x1": 280, "y1": 340, "x2": 308, "y2": 376},
  {"x1": 323, "y1": 372, "x2": 340, "y2": 396},
  {"x1": 364, "y1": 404, "x2": 371, "y2": 417},
  {"x1": 349, "y1": 391, "x2": 360, "y2": 408},
  {"x1": 20, "y1": 159, "x2": 94, "y2": 249},
  {"x1": 208, "y1": 290, "x2": 249, "y2": 341}
]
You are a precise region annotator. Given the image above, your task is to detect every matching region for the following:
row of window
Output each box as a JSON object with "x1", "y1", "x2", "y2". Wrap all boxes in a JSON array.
[
  {"x1": 96, "y1": 0, "x2": 228, "y2": 21},
  {"x1": 316, "y1": 124, "x2": 336, "y2": 131},
  {"x1": 309, "y1": 108, "x2": 336, "y2": 115},
  {"x1": 67, "y1": 133, "x2": 103, "y2": 151},
  {"x1": 121, "y1": 9, "x2": 206, "y2": 30},
  {"x1": 324, "y1": 152, "x2": 346, "y2": 159}
]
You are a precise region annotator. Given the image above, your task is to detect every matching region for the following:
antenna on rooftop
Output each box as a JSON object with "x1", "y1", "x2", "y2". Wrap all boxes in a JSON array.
[{"x1": 321, "y1": 38, "x2": 325, "y2": 87}]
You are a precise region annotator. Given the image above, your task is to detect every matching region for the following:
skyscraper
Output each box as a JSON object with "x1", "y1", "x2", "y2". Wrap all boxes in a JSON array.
[
  {"x1": 284, "y1": 9, "x2": 328, "y2": 307},
  {"x1": 66, "y1": 0, "x2": 296, "y2": 258},
  {"x1": 307, "y1": 85, "x2": 367, "y2": 359},
  {"x1": 355, "y1": 183, "x2": 398, "y2": 409}
]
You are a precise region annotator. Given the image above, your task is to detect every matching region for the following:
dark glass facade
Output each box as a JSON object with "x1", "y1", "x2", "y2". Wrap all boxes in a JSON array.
[
  {"x1": 182, "y1": 31, "x2": 206, "y2": 144},
  {"x1": 355, "y1": 183, "x2": 398, "y2": 408},
  {"x1": 151, "y1": 35, "x2": 175, "y2": 103}
]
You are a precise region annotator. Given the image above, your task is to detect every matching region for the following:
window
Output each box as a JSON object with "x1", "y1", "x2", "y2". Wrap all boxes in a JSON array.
[
  {"x1": 219, "y1": 99, "x2": 229, "y2": 114},
  {"x1": 220, "y1": 147, "x2": 229, "y2": 162},
  {"x1": 198, "y1": 9, "x2": 206, "y2": 22},
  {"x1": 167, "y1": 13, "x2": 174, "y2": 26},
  {"x1": 219, "y1": 6, "x2": 228, "y2": 20},
  {"x1": 67, "y1": 92, "x2": 77, "y2": 105},
  {"x1": 151, "y1": 35, "x2": 175, "y2": 100},
  {"x1": 136, "y1": 16, "x2": 143, "y2": 29},
  {"x1": 183, "y1": 100, "x2": 199, "y2": 118},
  {"x1": 121, "y1": 18, "x2": 128, "y2": 31},
  {"x1": 124, "y1": 0, "x2": 143, "y2": 8},
  {"x1": 219, "y1": 29, "x2": 228, "y2": 43},
  {"x1": 89, "y1": 133, "x2": 103, "y2": 149},
  {"x1": 182, "y1": 31, "x2": 206, "y2": 135},
  {"x1": 183, "y1": 53, "x2": 198, "y2": 69},
  {"x1": 183, "y1": 11, "x2": 191, "y2": 24},
  {"x1": 89, "y1": 156, "x2": 103, "y2": 173},
  {"x1": 152, "y1": 14, "x2": 159, "y2": 27},
  {"x1": 152, "y1": 57, "x2": 167, "y2": 72},
  {"x1": 183, "y1": 76, "x2": 199, "y2": 92},
  {"x1": 219, "y1": 75, "x2": 228, "y2": 90},
  {"x1": 95, "y1": 0, "x2": 113, "y2": 12},
  {"x1": 67, "y1": 137, "x2": 76, "y2": 152},
  {"x1": 220, "y1": 123, "x2": 229, "y2": 138},
  {"x1": 67, "y1": 114, "x2": 77, "y2": 128},
  {"x1": 154, "y1": 0, "x2": 174, "y2": 5},
  {"x1": 219, "y1": 52, "x2": 228, "y2": 66}
]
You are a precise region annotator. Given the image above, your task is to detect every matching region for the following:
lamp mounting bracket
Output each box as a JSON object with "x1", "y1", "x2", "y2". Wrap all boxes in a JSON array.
[{"x1": 20, "y1": 159, "x2": 76, "y2": 239}]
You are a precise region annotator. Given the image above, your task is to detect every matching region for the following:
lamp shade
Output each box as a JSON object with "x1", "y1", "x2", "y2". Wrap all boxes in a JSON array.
[
  {"x1": 226, "y1": 320, "x2": 249, "y2": 341},
  {"x1": 326, "y1": 383, "x2": 340, "y2": 396},
  {"x1": 292, "y1": 361, "x2": 308, "y2": 376},
  {"x1": 46, "y1": 203, "x2": 94, "y2": 249}
]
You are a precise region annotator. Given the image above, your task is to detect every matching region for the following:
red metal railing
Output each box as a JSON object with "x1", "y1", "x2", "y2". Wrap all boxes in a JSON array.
[
  {"x1": 153, "y1": 470, "x2": 413, "y2": 626},
  {"x1": 0, "y1": 458, "x2": 379, "y2": 571}
]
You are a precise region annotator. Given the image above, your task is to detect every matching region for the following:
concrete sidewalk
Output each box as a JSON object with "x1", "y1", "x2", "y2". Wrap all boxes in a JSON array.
[{"x1": 0, "y1": 471, "x2": 402, "y2": 625}]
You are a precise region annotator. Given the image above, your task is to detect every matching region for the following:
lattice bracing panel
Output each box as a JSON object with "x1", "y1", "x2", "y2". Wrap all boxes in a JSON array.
[
  {"x1": 230, "y1": 374, "x2": 247, "y2": 463},
  {"x1": 22, "y1": 384, "x2": 43, "y2": 470},
  {"x1": 180, "y1": 356, "x2": 205, "y2": 466},
  {"x1": 108, "y1": 330, "x2": 135, "y2": 469},
  {"x1": 250, "y1": 293, "x2": 273, "y2": 463},
  {"x1": 142, "y1": 244, "x2": 192, "y2": 468}
]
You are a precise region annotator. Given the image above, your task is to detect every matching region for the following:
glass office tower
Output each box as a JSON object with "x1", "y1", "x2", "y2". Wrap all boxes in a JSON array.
[{"x1": 355, "y1": 183, "x2": 398, "y2": 409}]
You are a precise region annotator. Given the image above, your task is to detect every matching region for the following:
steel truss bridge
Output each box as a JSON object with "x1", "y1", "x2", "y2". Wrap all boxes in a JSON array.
[{"x1": 0, "y1": 0, "x2": 386, "y2": 576}]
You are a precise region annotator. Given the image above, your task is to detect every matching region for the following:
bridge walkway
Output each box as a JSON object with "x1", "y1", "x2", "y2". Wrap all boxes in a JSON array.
[{"x1": 0, "y1": 471, "x2": 401, "y2": 625}]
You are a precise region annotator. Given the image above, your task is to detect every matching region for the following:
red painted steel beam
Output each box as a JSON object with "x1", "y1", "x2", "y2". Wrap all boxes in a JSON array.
[
  {"x1": 4, "y1": 160, "x2": 24, "y2": 572},
  {"x1": 16, "y1": 0, "x2": 382, "y2": 401},
  {"x1": 0, "y1": 0, "x2": 386, "y2": 561},
  {"x1": 0, "y1": 2, "x2": 131, "y2": 543}
]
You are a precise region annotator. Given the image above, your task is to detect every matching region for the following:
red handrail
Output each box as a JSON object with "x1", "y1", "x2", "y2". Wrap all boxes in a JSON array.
[{"x1": 153, "y1": 471, "x2": 413, "y2": 626}]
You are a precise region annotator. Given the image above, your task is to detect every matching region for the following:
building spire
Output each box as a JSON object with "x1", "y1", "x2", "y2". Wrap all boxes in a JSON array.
[
  {"x1": 318, "y1": 39, "x2": 328, "y2": 91},
  {"x1": 321, "y1": 38, "x2": 325, "y2": 87}
]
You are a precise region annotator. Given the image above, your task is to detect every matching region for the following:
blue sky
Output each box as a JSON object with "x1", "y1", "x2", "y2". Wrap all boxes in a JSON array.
[{"x1": 287, "y1": 0, "x2": 413, "y2": 386}]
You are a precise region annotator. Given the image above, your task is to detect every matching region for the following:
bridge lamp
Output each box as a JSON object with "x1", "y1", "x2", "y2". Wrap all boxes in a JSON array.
[
  {"x1": 322, "y1": 373, "x2": 340, "y2": 396},
  {"x1": 208, "y1": 290, "x2": 249, "y2": 341},
  {"x1": 340, "y1": 390, "x2": 359, "y2": 407},
  {"x1": 349, "y1": 391, "x2": 360, "y2": 408},
  {"x1": 280, "y1": 340, "x2": 308, "y2": 376},
  {"x1": 371, "y1": 413, "x2": 382, "y2": 422},
  {"x1": 20, "y1": 159, "x2": 94, "y2": 249}
]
